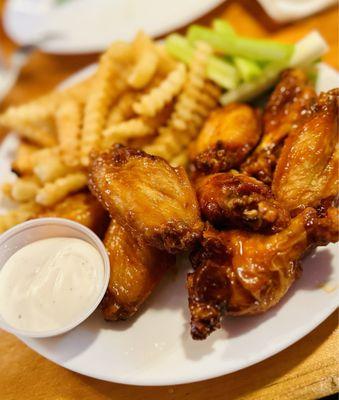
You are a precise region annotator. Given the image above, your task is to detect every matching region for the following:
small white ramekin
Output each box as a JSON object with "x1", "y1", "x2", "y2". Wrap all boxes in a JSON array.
[{"x1": 0, "y1": 217, "x2": 110, "y2": 338}]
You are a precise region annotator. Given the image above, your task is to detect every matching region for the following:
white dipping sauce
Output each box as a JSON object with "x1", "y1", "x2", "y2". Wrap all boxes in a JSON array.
[{"x1": 0, "y1": 237, "x2": 104, "y2": 332}]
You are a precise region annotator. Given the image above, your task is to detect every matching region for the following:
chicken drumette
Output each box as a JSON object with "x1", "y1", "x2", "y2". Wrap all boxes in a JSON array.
[
  {"x1": 272, "y1": 88, "x2": 338, "y2": 214},
  {"x1": 189, "y1": 103, "x2": 261, "y2": 175},
  {"x1": 241, "y1": 69, "x2": 317, "y2": 185},
  {"x1": 102, "y1": 219, "x2": 174, "y2": 320},
  {"x1": 89, "y1": 145, "x2": 203, "y2": 253},
  {"x1": 188, "y1": 207, "x2": 338, "y2": 340},
  {"x1": 195, "y1": 172, "x2": 290, "y2": 233}
]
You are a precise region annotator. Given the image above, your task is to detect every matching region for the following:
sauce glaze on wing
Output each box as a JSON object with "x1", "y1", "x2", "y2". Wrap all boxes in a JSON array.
[
  {"x1": 272, "y1": 88, "x2": 338, "y2": 214},
  {"x1": 102, "y1": 219, "x2": 174, "y2": 320},
  {"x1": 190, "y1": 103, "x2": 261, "y2": 174},
  {"x1": 241, "y1": 69, "x2": 317, "y2": 185},
  {"x1": 195, "y1": 172, "x2": 290, "y2": 233},
  {"x1": 89, "y1": 145, "x2": 203, "y2": 253},
  {"x1": 188, "y1": 207, "x2": 339, "y2": 340}
]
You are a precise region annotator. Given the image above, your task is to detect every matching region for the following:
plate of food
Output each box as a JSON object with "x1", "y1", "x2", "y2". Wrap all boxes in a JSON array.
[{"x1": 0, "y1": 21, "x2": 338, "y2": 386}]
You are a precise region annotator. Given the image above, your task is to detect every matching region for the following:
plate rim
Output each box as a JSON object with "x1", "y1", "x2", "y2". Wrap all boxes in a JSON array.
[{"x1": 18, "y1": 301, "x2": 338, "y2": 386}]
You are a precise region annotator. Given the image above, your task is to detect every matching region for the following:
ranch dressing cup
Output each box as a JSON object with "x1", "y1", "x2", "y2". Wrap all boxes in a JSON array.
[{"x1": 0, "y1": 218, "x2": 110, "y2": 338}]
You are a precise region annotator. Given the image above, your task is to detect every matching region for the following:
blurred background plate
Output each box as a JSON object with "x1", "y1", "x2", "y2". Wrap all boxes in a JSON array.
[
  {"x1": 3, "y1": 0, "x2": 225, "y2": 54},
  {"x1": 257, "y1": 0, "x2": 336, "y2": 23}
]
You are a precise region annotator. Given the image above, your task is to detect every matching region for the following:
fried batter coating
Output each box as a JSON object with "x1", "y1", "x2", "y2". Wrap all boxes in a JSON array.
[
  {"x1": 188, "y1": 207, "x2": 338, "y2": 340},
  {"x1": 195, "y1": 172, "x2": 290, "y2": 233},
  {"x1": 102, "y1": 220, "x2": 174, "y2": 320},
  {"x1": 241, "y1": 69, "x2": 317, "y2": 185},
  {"x1": 272, "y1": 89, "x2": 338, "y2": 213},
  {"x1": 37, "y1": 192, "x2": 109, "y2": 237},
  {"x1": 89, "y1": 145, "x2": 203, "y2": 253},
  {"x1": 190, "y1": 103, "x2": 261, "y2": 174}
]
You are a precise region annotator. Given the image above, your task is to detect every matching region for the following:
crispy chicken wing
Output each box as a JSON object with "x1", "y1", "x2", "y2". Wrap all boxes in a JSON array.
[
  {"x1": 89, "y1": 145, "x2": 203, "y2": 253},
  {"x1": 102, "y1": 219, "x2": 174, "y2": 320},
  {"x1": 190, "y1": 103, "x2": 261, "y2": 174},
  {"x1": 188, "y1": 207, "x2": 338, "y2": 339},
  {"x1": 272, "y1": 89, "x2": 338, "y2": 213},
  {"x1": 195, "y1": 172, "x2": 290, "y2": 233},
  {"x1": 37, "y1": 192, "x2": 109, "y2": 237},
  {"x1": 241, "y1": 69, "x2": 317, "y2": 185}
]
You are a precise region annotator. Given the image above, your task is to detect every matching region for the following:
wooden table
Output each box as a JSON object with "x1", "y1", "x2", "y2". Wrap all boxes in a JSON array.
[{"x1": 0, "y1": 1, "x2": 338, "y2": 399}]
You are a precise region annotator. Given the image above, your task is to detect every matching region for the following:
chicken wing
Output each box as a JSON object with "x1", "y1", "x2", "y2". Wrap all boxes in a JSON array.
[
  {"x1": 195, "y1": 172, "x2": 290, "y2": 233},
  {"x1": 102, "y1": 219, "x2": 174, "y2": 320},
  {"x1": 241, "y1": 69, "x2": 317, "y2": 185},
  {"x1": 272, "y1": 89, "x2": 338, "y2": 213},
  {"x1": 89, "y1": 145, "x2": 203, "y2": 253},
  {"x1": 188, "y1": 207, "x2": 338, "y2": 339},
  {"x1": 37, "y1": 192, "x2": 109, "y2": 237},
  {"x1": 189, "y1": 103, "x2": 261, "y2": 174}
]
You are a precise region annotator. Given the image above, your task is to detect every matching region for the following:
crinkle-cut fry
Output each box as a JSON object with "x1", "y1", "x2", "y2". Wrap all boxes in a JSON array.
[
  {"x1": 106, "y1": 91, "x2": 137, "y2": 127},
  {"x1": 133, "y1": 63, "x2": 186, "y2": 117},
  {"x1": 63, "y1": 76, "x2": 95, "y2": 104},
  {"x1": 56, "y1": 99, "x2": 82, "y2": 167},
  {"x1": 11, "y1": 177, "x2": 40, "y2": 202},
  {"x1": 11, "y1": 142, "x2": 40, "y2": 175},
  {"x1": 0, "y1": 98, "x2": 57, "y2": 147},
  {"x1": 33, "y1": 155, "x2": 76, "y2": 183},
  {"x1": 128, "y1": 31, "x2": 159, "y2": 89},
  {"x1": 170, "y1": 152, "x2": 189, "y2": 167},
  {"x1": 156, "y1": 44, "x2": 178, "y2": 76},
  {"x1": 103, "y1": 118, "x2": 154, "y2": 147},
  {"x1": 81, "y1": 42, "x2": 132, "y2": 166},
  {"x1": 36, "y1": 172, "x2": 87, "y2": 206},
  {"x1": 144, "y1": 42, "x2": 220, "y2": 160},
  {"x1": 0, "y1": 202, "x2": 41, "y2": 234},
  {"x1": 18, "y1": 125, "x2": 56, "y2": 147},
  {"x1": 1, "y1": 182, "x2": 13, "y2": 199},
  {"x1": 29, "y1": 147, "x2": 58, "y2": 167}
]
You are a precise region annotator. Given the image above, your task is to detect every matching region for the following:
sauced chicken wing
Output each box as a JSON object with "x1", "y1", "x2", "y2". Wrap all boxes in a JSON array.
[
  {"x1": 188, "y1": 207, "x2": 338, "y2": 339},
  {"x1": 102, "y1": 220, "x2": 174, "y2": 320},
  {"x1": 241, "y1": 69, "x2": 317, "y2": 185},
  {"x1": 37, "y1": 192, "x2": 109, "y2": 237},
  {"x1": 195, "y1": 172, "x2": 289, "y2": 233},
  {"x1": 190, "y1": 103, "x2": 261, "y2": 174},
  {"x1": 89, "y1": 145, "x2": 203, "y2": 253},
  {"x1": 272, "y1": 89, "x2": 338, "y2": 213}
]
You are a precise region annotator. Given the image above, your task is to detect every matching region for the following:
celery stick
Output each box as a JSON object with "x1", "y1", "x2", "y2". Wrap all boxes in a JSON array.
[
  {"x1": 165, "y1": 34, "x2": 239, "y2": 89},
  {"x1": 289, "y1": 31, "x2": 328, "y2": 67},
  {"x1": 220, "y1": 31, "x2": 328, "y2": 105},
  {"x1": 165, "y1": 34, "x2": 194, "y2": 64},
  {"x1": 187, "y1": 25, "x2": 294, "y2": 62},
  {"x1": 208, "y1": 56, "x2": 239, "y2": 89},
  {"x1": 187, "y1": 26, "x2": 231, "y2": 53},
  {"x1": 212, "y1": 19, "x2": 236, "y2": 36},
  {"x1": 233, "y1": 57, "x2": 262, "y2": 82},
  {"x1": 220, "y1": 63, "x2": 283, "y2": 104}
]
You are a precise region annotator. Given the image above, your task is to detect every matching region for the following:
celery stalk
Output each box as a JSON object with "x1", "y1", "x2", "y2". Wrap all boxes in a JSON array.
[
  {"x1": 187, "y1": 25, "x2": 294, "y2": 62},
  {"x1": 165, "y1": 34, "x2": 194, "y2": 64},
  {"x1": 212, "y1": 19, "x2": 236, "y2": 36},
  {"x1": 233, "y1": 57, "x2": 262, "y2": 82},
  {"x1": 220, "y1": 31, "x2": 328, "y2": 105},
  {"x1": 165, "y1": 34, "x2": 239, "y2": 89},
  {"x1": 207, "y1": 56, "x2": 240, "y2": 89}
]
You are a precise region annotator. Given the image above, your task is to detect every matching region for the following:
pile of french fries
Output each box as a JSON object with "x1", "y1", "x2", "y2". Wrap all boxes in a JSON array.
[{"x1": 0, "y1": 32, "x2": 220, "y2": 233}]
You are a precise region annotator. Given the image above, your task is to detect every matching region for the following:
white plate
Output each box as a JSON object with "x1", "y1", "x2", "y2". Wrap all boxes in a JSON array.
[
  {"x1": 0, "y1": 63, "x2": 338, "y2": 386},
  {"x1": 3, "y1": 0, "x2": 224, "y2": 54},
  {"x1": 257, "y1": 0, "x2": 336, "y2": 23}
]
